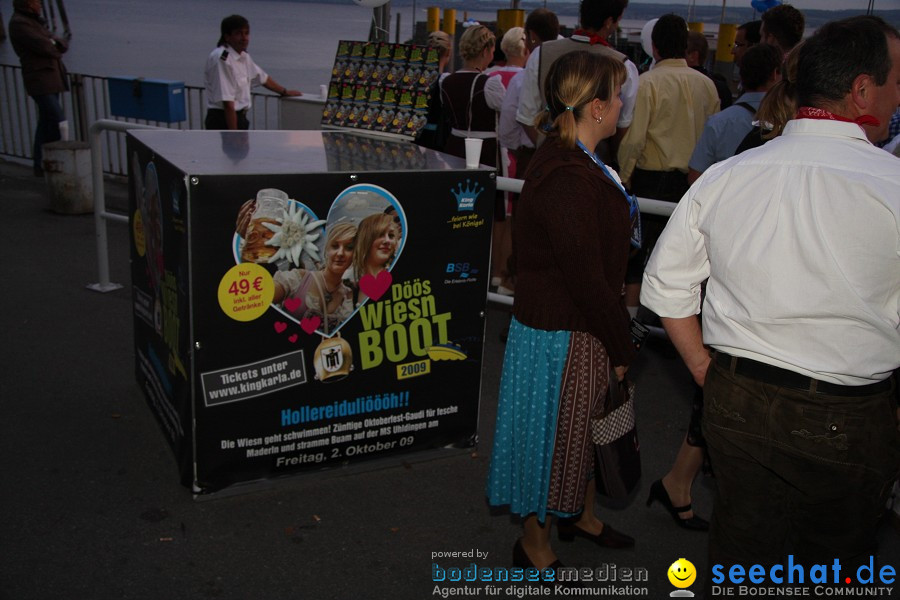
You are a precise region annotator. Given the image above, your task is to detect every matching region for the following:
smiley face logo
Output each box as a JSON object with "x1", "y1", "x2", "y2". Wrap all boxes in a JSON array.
[{"x1": 668, "y1": 558, "x2": 697, "y2": 588}]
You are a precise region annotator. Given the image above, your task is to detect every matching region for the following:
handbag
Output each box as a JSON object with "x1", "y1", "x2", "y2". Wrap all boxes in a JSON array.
[{"x1": 591, "y1": 375, "x2": 641, "y2": 499}]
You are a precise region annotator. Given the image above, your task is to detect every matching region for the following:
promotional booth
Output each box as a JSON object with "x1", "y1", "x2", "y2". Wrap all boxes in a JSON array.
[{"x1": 127, "y1": 129, "x2": 495, "y2": 494}]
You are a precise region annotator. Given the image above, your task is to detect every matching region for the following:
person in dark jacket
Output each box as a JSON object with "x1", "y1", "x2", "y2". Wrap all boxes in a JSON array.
[
  {"x1": 486, "y1": 51, "x2": 639, "y2": 574},
  {"x1": 8, "y1": 0, "x2": 69, "y2": 176}
]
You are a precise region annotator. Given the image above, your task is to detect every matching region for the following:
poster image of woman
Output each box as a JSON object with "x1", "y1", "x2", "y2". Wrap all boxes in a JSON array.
[
  {"x1": 272, "y1": 221, "x2": 357, "y2": 336},
  {"x1": 350, "y1": 211, "x2": 400, "y2": 307}
]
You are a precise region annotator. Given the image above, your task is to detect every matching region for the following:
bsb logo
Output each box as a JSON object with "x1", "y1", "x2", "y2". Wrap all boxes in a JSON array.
[{"x1": 446, "y1": 263, "x2": 479, "y2": 279}]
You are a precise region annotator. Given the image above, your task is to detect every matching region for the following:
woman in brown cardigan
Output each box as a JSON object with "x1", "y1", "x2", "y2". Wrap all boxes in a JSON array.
[{"x1": 486, "y1": 51, "x2": 641, "y2": 573}]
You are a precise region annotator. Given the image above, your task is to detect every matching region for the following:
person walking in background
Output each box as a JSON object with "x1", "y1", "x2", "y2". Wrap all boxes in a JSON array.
[
  {"x1": 731, "y1": 20, "x2": 761, "y2": 68},
  {"x1": 486, "y1": 26, "x2": 529, "y2": 297},
  {"x1": 440, "y1": 24, "x2": 505, "y2": 167},
  {"x1": 204, "y1": 14, "x2": 301, "y2": 130},
  {"x1": 688, "y1": 43, "x2": 782, "y2": 182},
  {"x1": 760, "y1": 3, "x2": 805, "y2": 58},
  {"x1": 616, "y1": 13, "x2": 719, "y2": 318},
  {"x1": 487, "y1": 51, "x2": 640, "y2": 574},
  {"x1": 499, "y1": 8, "x2": 560, "y2": 182},
  {"x1": 415, "y1": 30, "x2": 453, "y2": 151},
  {"x1": 734, "y1": 42, "x2": 802, "y2": 153},
  {"x1": 642, "y1": 16, "x2": 899, "y2": 591},
  {"x1": 686, "y1": 31, "x2": 732, "y2": 110},
  {"x1": 516, "y1": 0, "x2": 639, "y2": 165},
  {"x1": 8, "y1": 0, "x2": 69, "y2": 177}
]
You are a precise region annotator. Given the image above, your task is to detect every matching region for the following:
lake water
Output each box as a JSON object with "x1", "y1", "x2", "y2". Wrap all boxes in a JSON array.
[{"x1": 0, "y1": 1, "x2": 582, "y2": 93}]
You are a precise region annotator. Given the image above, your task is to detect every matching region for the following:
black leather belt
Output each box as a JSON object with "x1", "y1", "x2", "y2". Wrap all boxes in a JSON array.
[{"x1": 713, "y1": 351, "x2": 892, "y2": 397}]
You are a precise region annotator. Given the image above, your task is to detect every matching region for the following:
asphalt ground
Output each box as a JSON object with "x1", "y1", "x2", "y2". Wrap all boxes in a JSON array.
[{"x1": 1, "y1": 157, "x2": 897, "y2": 600}]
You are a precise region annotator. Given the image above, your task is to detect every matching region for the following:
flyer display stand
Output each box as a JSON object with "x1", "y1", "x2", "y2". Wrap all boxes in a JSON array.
[
  {"x1": 128, "y1": 129, "x2": 495, "y2": 495},
  {"x1": 322, "y1": 40, "x2": 440, "y2": 138}
]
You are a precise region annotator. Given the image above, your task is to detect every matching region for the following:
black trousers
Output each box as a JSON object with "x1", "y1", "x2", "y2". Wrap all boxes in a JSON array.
[{"x1": 205, "y1": 108, "x2": 249, "y2": 130}]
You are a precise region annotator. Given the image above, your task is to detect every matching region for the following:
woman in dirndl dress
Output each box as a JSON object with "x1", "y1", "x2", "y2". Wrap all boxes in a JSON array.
[{"x1": 486, "y1": 50, "x2": 640, "y2": 572}]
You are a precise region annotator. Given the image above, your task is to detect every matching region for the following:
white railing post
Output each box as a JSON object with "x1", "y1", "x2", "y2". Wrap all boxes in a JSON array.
[{"x1": 86, "y1": 119, "x2": 161, "y2": 293}]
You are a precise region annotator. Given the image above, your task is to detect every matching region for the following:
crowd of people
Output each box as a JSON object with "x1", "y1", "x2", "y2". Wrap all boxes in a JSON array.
[
  {"x1": 436, "y1": 0, "x2": 900, "y2": 593},
  {"x1": 9, "y1": 0, "x2": 899, "y2": 590}
]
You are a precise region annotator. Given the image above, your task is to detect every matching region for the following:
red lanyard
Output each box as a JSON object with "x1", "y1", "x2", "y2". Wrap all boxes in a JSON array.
[
  {"x1": 795, "y1": 106, "x2": 881, "y2": 128},
  {"x1": 573, "y1": 29, "x2": 611, "y2": 47}
]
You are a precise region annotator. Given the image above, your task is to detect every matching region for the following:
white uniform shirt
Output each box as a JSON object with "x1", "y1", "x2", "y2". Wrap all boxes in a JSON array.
[
  {"x1": 642, "y1": 118, "x2": 900, "y2": 385},
  {"x1": 515, "y1": 40, "x2": 639, "y2": 130},
  {"x1": 205, "y1": 44, "x2": 268, "y2": 111},
  {"x1": 498, "y1": 69, "x2": 532, "y2": 151}
]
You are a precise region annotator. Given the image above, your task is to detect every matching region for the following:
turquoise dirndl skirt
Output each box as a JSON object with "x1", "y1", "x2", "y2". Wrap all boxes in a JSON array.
[{"x1": 486, "y1": 316, "x2": 606, "y2": 522}]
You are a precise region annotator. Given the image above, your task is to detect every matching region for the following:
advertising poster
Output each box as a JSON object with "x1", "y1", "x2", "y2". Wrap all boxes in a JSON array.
[
  {"x1": 128, "y1": 131, "x2": 495, "y2": 494},
  {"x1": 129, "y1": 150, "x2": 194, "y2": 484}
]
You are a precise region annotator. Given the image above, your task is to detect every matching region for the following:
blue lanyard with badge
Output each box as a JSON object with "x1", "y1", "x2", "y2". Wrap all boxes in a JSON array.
[{"x1": 576, "y1": 139, "x2": 642, "y2": 249}]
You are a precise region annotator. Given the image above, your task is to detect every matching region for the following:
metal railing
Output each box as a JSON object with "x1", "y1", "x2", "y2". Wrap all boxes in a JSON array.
[{"x1": 0, "y1": 64, "x2": 282, "y2": 176}]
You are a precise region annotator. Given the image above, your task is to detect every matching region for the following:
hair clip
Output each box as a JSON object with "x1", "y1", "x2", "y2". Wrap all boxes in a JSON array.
[{"x1": 564, "y1": 106, "x2": 574, "y2": 111}]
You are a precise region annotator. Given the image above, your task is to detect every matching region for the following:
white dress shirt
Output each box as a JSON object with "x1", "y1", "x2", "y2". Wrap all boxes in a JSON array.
[
  {"x1": 515, "y1": 40, "x2": 639, "y2": 130},
  {"x1": 205, "y1": 44, "x2": 268, "y2": 110},
  {"x1": 498, "y1": 69, "x2": 532, "y2": 151},
  {"x1": 642, "y1": 118, "x2": 900, "y2": 385}
]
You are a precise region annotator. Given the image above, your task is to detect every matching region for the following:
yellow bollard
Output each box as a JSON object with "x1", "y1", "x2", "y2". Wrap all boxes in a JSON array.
[
  {"x1": 442, "y1": 8, "x2": 456, "y2": 36},
  {"x1": 426, "y1": 7, "x2": 440, "y2": 33},
  {"x1": 688, "y1": 22, "x2": 704, "y2": 33},
  {"x1": 497, "y1": 9, "x2": 525, "y2": 38},
  {"x1": 716, "y1": 23, "x2": 737, "y2": 63}
]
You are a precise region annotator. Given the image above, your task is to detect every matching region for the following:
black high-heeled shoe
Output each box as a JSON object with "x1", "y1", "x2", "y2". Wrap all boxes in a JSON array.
[
  {"x1": 512, "y1": 539, "x2": 564, "y2": 570},
  {"x1": 646, "y1": 479, "x2": 709, "y2": 531},
  {"x1": 513, "y1": 540, "x2": 583, "y2": 588},
  {"x1": 556, "y1": 518, "x2": 635, "y2": 549}
]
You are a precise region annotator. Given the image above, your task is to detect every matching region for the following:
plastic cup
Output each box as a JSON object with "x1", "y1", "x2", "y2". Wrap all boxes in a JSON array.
[{"x1": 464, "y1": 138, "x2": 483, "y2": 169}]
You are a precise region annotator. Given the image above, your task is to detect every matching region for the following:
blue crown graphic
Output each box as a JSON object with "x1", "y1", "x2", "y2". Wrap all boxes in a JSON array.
[{"x1": 451, "y1": 179, "x2": 483, "y2": 212}]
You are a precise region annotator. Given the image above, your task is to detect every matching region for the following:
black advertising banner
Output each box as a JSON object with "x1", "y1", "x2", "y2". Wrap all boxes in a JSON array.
[
  {"x1": 129, "y1": 150, "x2": 194, "y2": 484},
  {"x1": 322, "y1": 40, "x2": 437, "y2": 138},
  {"x1": 128, "y1": 130, "x2": 494, "y2": 494}
]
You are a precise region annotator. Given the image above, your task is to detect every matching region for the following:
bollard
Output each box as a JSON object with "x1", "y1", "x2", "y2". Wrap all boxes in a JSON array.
[{"x1": 42, "y1": 140, "x2": 93, "y2": 214}]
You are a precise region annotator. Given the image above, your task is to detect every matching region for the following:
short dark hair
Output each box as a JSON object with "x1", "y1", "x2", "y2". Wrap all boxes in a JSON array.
[
  {"x1": 687, "y1": 31, "x2": 709, "y2": 65},
  {"x1": 797, "y1": 15, "x2": 900, "y2": 108},
  {"x1": 652, "y1": 14, "x2": 688, "y2": 60},
  {"x1": 525, "y1": 8, "x2": 560, "y2": 43},
  {"x1": 218, "y1": 14, "x2": 249, "y2": 46},
  {"x1": 761, "y1": 5, "x2": 804, "y2": 52},
  {"x1": 580, "y1": 0, "x2": 629, "y2": 32},
  {"x1": 740, "y1": 43, "x2": 781, "y2": 90},
  {"x1": 739, "y1": 20, "x2": 762, "y2": 44}
]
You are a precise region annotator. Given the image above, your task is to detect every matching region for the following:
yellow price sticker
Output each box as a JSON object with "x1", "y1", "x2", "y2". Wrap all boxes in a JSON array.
[
  {"x1": 217, "y1": 263, "x2": 274, "y2": 322},
  {"x1": 396, "y1": 359, "x2": 431, "y2": 380},
  {"x1": 133, "y1": 210, "x2": 146, "y2": 257}
]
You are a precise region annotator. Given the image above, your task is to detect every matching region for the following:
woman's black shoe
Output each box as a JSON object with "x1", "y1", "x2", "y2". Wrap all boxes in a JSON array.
[
  {"x1": 512, "y1": 540, "x2": 582, "y2": 588},
  {"x1": 646, "y1": 479, "x2": 710, "y2": 531},
  {"x1": 556, "y1": 519, "x2": 635, "y2": 549},
  {"x1": 512, "y1": 539, "x2": 563, "y2": 570}
]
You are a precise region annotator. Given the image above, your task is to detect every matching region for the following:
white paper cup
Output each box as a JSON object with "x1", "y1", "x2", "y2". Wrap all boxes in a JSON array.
[
  {"x1": 320, "y1": 84, "x2": 328, "y2": 99},
  {"x1": 464, "y1": 138, "x2": 483, "y2": 169}
]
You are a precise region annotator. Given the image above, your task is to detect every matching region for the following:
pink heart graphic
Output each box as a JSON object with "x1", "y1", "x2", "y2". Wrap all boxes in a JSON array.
[
  {"x1": 359, "y1": 270, "x2": 392, "y2": 301},
  {"x1": 283, "y1": 297, "x2": 303, "y2": 313},
  {"x1": 288, "y1": 333, "x2": 298, "y2": 343},
  {"x1": 301, "y1": 316, "x2": 321, "y2": 334},
  {"x1": 274, "y1": 321, "x2": 288, "y2": 334}
]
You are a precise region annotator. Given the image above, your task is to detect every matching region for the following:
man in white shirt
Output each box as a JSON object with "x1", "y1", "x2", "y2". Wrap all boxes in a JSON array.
[
  {"x1": 515, "y1": 0, "x2": 639, "y2": 161},
  {"x1": 204, "y1": 14, "x2": 301, "y2": 130},
  {"x1": 642, "y1": 16, "x2": 900, "y2": 591}
]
